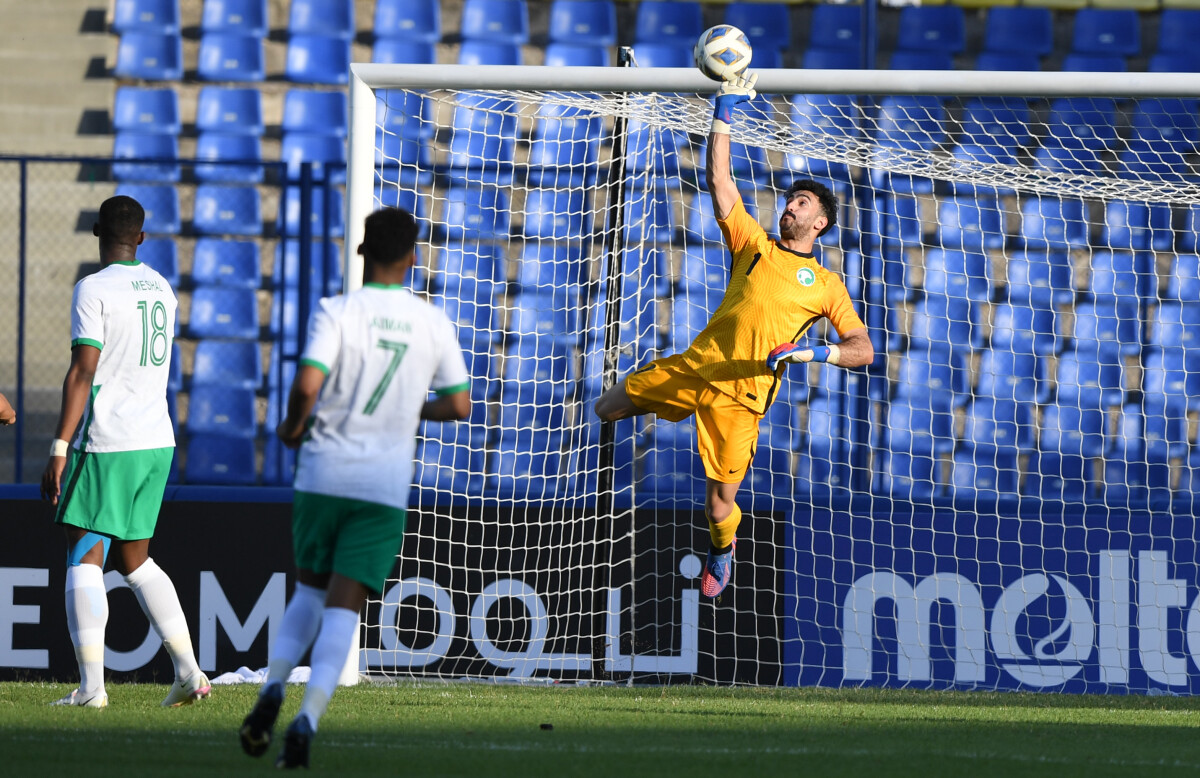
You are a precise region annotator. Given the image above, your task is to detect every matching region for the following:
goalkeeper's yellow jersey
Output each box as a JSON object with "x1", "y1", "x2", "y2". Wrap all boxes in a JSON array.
[{"x1": 679, "y1": 199, "x2": 866, "y2": 414}]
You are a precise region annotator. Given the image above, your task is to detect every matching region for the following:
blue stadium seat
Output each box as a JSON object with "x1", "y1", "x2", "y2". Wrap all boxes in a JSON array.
[
  {"x1": 1018, "y1": 197, "x2": 1089, "y2": 251},
  {"x1": 376, "y1": 133, "x2": 432, "y2": 184},
  {"x1": 1130, "y1": 98, "x2": 1200, "y2": 154},
  {"x1": 879, "y1": 400, "x2": 946, "y2": 501},
  {"x1": 974, "y1": 51, "x2": 1041, "y2": 72},
  {"x1": 288, "y1": 0, "x2": 354, "y2": 38},
  {"x1": 277, "y1": 186, "x2": 344, "y2": 239},
  {"x1": 624, "y1": 185, "x2": 677, "y2": 246},
  {"x1": 678, "y1": 243, "x2": 729, "y2": 293},
  {"x1": 1005, "y1": 250, "x2": 1073, "y2": 309},
  {"x1": 440, "y1": 186, "x2": 510, "y2": 241},
  {"x1": 500, "y1": 338, "x2": 575, "y2": 410},
  {"x1": 507, "y1": 293, "x2": 580, "y2": 347},
  {"x1": 543, "y1": 43, "x2": 609, "y2": 67},
  {"x1": 629, "y1": 42, "x2": 692, "y2": 69},
  {"x1": 669, "y1": 291, "x2": 712, "y2": 352},
  {"x1": 282, "y1": 133, "x2": 346, "y2": 184},
  {"x1": 446, "y1": 105, "x2": 516, "y2": 186},
  {"x1": 437, "y1": 243, "x2": 505, "y2": 288},
  {"x1": 937, "y1": 196, "x2": 1004, "y2": 253},
  {"x1": 116, "y1": 184, "x2": 180, "y2": 234},
  {"x1": 414, "y1": 434, "x2": 487, "y2": 498},
  {"x1": 897, "y1": 6, "x2": 964, "y2": 53},
  {"x1": 286, "y1": 35, "x2": 350, "y2": 84},
  {"x1": 1040, "y1": 405, "x2": 1107, "y2": 458},
  {"x1": 1088, "y1": 248, "x2": 1143, "y2": 302},
  {"x1": 951, "y1": 397, "x2": 1027, "y2": 497},
  {"x1": 1148, "y1": 302, "x2": 1200, "y2": 355},
  {"x1": 185, "y1": 385, "x2": 257, "y2": 438},
  {"x1": 951, "y1": 445, "x2": 1019, "y2": 503},
  {"x1": 193, "y1": 184, "x2": 261, "y2": 236},
  {"x1": 434, "y1": 280, "x2": 502, "y2": 346},
  {"x1": 786, "y1": 94, "x2": 859, "y2": 180},
  {"x1": 526, "y1": 111, "x2": 602, "y2": 187},
  {"x1": 1043, "y1": 346, "x2": 1124, "y2": 408},
  {"x1": 548, "y1": 0, "x2": 616, "y2": 46},
  {"x1": 589, "y1": 275, "x2": 664, "y2": 349},
  {"x1": 1062, "y1": 53, "x2": 1127, "y2": 73},
  {"x1": 195, "y1": 87, "x2": 263, "y2": 135},
  {"x1": 192, "y1": 238, "x2": 261, "y2": 289},
  {"x1": 634, "y1": 0, "x2": 702, "y2": 44},
  {"x1": 185, "y1": 434, "x2": 256, "y2": 485},
  {"x1": 516, "y1": 243, "x2": 583, "y2": 294},
  {"x1": 923, "y1": 247, "x2": 990, "y2": 302},
  {"x1": 282, "y1": 90, "x2": 348, "y2": 138},
  {"x1": 1024, "y1": 403, "x2": 1105, "y2": 502},
  {"x1": 907, "y1": 294, "x2": 975, "y2": 360},
  {"x1": 488, "y1": 441, "x2": 566, "y2": 502},
  {"x1": 1072, "y1": 298, "x2": 1140, "y2": 361},
  {"x1": 894, "y1": 344, "x2": 960, "y2": 413},
  {"x1": 1072, "y1": 8, "x2": 1140, "y2": 56},
  {"x1": 1033, "y1": 142, "x2": 1103, "y2": 177},
  {"x1": 1047, "y1": 97, "x2": 1118, "y2": 152},
  {"x1": 880, "y1": 192, "x2": 922, "y2": 249},
  {"x1": 639, "y1": 436, "x2": 707, "y2": 505},
  {"x1": 888, "y1": 50, "x2": 953, "y2": 71},
  {"x1": 1158, "y1": 9, "x2": 1200, "y2": 55},
  {"x1": 458, "y1": 40, "x2": 522, "y2": 66},
  {"x1": 809, "y1": 3, "x2": 861, "y2": 50},
  {"x1": 112, "y1": 0, "x2": 180, "y2": 34},
  {"x1": 870, "y1": 95, "x2": 946, "y2": 193},
  {"x1": 521, "y1": 188, "x2": 590, "y2": 241},
  {"x1": 112, "y1": 131, "x2": 179, "y2": 183},
  {"x1": 461, "y1": 0, "x2": 529, "y2": 44},
  {"x1": 975, "y1": 347, "x2": 1038, "y2": 406},
  {"x1": 201, "y1": 0, "x2": 268, "y2": 36},
  {"x1": 747, "y1": 443, "x2": 796, "y2": 502},
  {"x1": 374, "y1": 0, "x2": 440, "y2": 42},
  {"x1": 194, "y1": 132, "x2": 262, "y2": 183},
  {"x1": 114, "y1": 32, "x2": 183, "y2": 80},
  {"x1": 192, "y1": 339, "x2": 262, "y2": 390},
  {"x1": 697, "y1": 137, "x2": 768, "y2": 188},
  {"x1": 113, "y1": 87, "x2": 180, "y2": 134},
  {"x1": 1101, "y1": 201, "x2": 1172, "y2": 253},
  {"x1": 1119, "y1": 142, "x2": 1191, "y2": 184},
  {"x1": 197, "y1": 33, "x2": 265, "y2": 82},
  {"x1": 625, "y1": 120, "x2": 683, "y2": 179},
  {"x1": 273, "y1": 239, "x2": 342, "y2": 293},
  {"x1": 1166, "y1": 253, "x2": 1200, "y2": 302},
  {"x1": 724, "y1": 2, "x2": 791, "y2": 52},
  {"x1": 269, "y1": 286, "x2": 320, "y2": 351},
  {"x1": 983, "y1": 7, "x2": 1052, "y2": 56},
  {"x1": 959, "y1": 97, "x2": 1031, "y2": 156},
  {"x1": 1143, "y1": 348, "x2": 1197, "y2": 450},
  {"x1": 188, "y1": 286, "x2": 259, "y2": 340},
  {"x1": 138, "y1": 238, "x2": 179, "y2": 287},
  {"x1": 168, "y1": 342, "x2": 183, "y2": 393},
  {"x1": 802, "y1": 47, "x2": 860, "y2": 70},
  {"x1": 372, "y1": 38, "x2": 436, "y2": 65},
  {"x1": 376, "y1": 89, "x2": 434, "y2": 143},
  {"x1": 1150, "y1": 51, "x2": 1200, "y2": 73}
]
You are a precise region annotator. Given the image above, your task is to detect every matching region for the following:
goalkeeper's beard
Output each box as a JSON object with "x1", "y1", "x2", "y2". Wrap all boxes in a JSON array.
[{"x1": 779, "y1": 213, "x2": 801, "y2": 241}]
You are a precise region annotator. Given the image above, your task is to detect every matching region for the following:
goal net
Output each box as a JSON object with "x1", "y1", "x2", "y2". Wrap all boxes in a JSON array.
[{"x1": 345, "y1": 61, "x2": 1200, "y2": 692}]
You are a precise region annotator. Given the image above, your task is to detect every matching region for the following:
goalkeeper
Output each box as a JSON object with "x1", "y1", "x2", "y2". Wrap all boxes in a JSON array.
[{"x1": 593, "y1": 71, "x2": 875, "y2": 599}]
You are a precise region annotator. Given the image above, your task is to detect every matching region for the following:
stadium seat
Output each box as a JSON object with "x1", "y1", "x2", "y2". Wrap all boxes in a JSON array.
[
  {"x1": 724, "y1": 2, "x2": 791, "y2": 52},
  {"x1": 923, "y1": 247, "x2": 991, "y2": 303},
  {"x1": 907, "y1": 294, "x2": 975, "y2": 359},
  {"x1": 197, "y1": 33, "x2": 265, "y2": 82},
  {"x1": 543, "y1": 43, "x2": 609, "y2": 68},
  {"x1": 677, "y1": 243, "x2": 728, "y2": 293},
  {"x1": 273, "y1": 239, "x2": 342, "y2": 294},
  {"x1": 185, "y1": 384, "x2": 257, "y2": 438},
  {"x1": 194, "y1": 133, "x2": 262, "y2": 183},
  {"x1": 376, "y1": 133, "x2": 432, "y2": 183},
  {"x1": 414, "y1": 435, "x2": 487, "y2": 498},
  {"x1": 201, "y1": 0, "x2": 268, "y2": 36},
  {"x1": 168, "y1": 342, "x2": 183, "y2": 393},
  {"x1": 870, "y1": 95, "x2": 946, "y2": 193},
  {"x1": 188, "y1": 286, "x2": 259, "y2": 340},
  {"x1": 374, "y1": 0, "x2": 440, "y2": 42},
  {"x1": 590, "y1": 275, "x2": 664, "y2": 349},
  {"x1": 880, "y1": 193, "x2": 923, "y2": 249},
  {"x1": 372, "y1": 38, "x2": 437, "y2": 65},
  {"x1": 624, "y1": 185, "x2": 677, "y2": 246},
  {"x1": 376, "y1": 89, "x2": 434, "y2": 143},
  {"x1": 634, "y1": 0, "x2": 702, "y2": 45},
  {"x1": 437, "y1": 243, "x2": 505, "y2": 289},
  {"x1": 499, "y1": 338, "x2": 575, "y2": 411},
  {"x1": 983, "y1": 7, "x2": 1052, "y2": 56},
  {"x1": 461, "y1": 0, "x2": 529, "y2": 44},
  {"x1": 1018, "y1": 197, "x2": 1089, "y2": 251},
  {"x1": 952, "y1": 397, "x2": 1027, "y2": 495},
  {"x1": 138, "y1": 238, "x2": 179, "y2": 287},
  {"x1": 1005, "y1": 250, "x2": 1073, "y2": 309},
  {"x1": 628, "y1": 42, "x2": 691, "y2": 69},
  {"x1": 1130, "y1": 98, "x2": 1200, "y2": 154},
  {"x1": 548, "y1": 0, "x2": 616, "y2": 46},
  {"x1": 625, "y1": 120, "x2": 682, "y2": 178},
  {"x1": 185, "y1": 434, "x2": 256, "y2": 485},
  {"x1": 1033, "y1": 142, "x2": 1103, "y2": 177},
  {"x1": 1072, "y1": 298, "x2": 1140, "y2": 362},
  {"x1": 975, "y1": 347, "x2": 1038, "y2": 406},
  {"x1": 269, "y1": 286, "x2": 320, "y2": 351},
  {"x1": 263, "y1": 366, "x2": 297, "y2": 486},
  {"x1": 457, "y1": 40, "x2": 522, "y2": 66},
  {"x1": 1024, "y1": 403, "x2": 1105, "y2": 502},
  {"x1": 112, "y1": 131, "x2": 179, "y2": 183},
  {"x1": 113, "y1": 87, "x2": 180, "y2": 134},
  {"x1": 521, "y1": 188, "x2": 590, "y2": 242},
  {"x1": 488, "y1": 441, "x2": 566, "y2": 502},
  {"x1": 639, "y1": 443, "x2": 707, "y2": 504},
  {"x1": 1043, "y1": 346, "x2": 1124, "y2": 408},
  {"x1": 1072, "y1": 9, "x2": 1140, "y2": 56},
  {"x1": 808, "y1": 3, "x2": 862, "y2": 51},
  {"x1": 951, "y1": 444, "x2": 1020, "y2": 504},
  {"x1": 669, "y1": 291, "x2": 712, "y2": 352},
  {"x1": 879, "y1": 400, "x2": 946, "y2": 501},
  {"x1": 116, "y1": 184, "x2": 180, "y2": 234},
  {"x1": 786, "y1": 94, "x2": 859, "y2": 180},
  {"x1": 507, "y1": 292, "x2": 580, "y2": 347},
  {"x1": 959, "y1": 97, "x2": 1031, "y2": 157},
  {"x1": 897, "y1": 6, "x2": 964, "y2": 53},
  {"x1": 937, "y1": 196, "x2": 1004, "y2": 253},
  {"x1": 192, "y1": 339, "x2": 262, "y2": 390},
  {"x1": 1147, "y1": 302, "x2": 1200, "y2": 355},
  {"x1": 434, "y1": 282, "x2": 502, "y2": 346},
  {"x1": 1101, "y1": 201, "x2": 1172, "y2": 253},
  {"x1": 1047, "y1": 97, "x2": 1118, "y2": 152},
  {"x1": 286, "y1": 35, "x2": 350, "y2": 84},
  {"x1": 888, "y1": 50, "x2": 953, "y2": 70},
  {"x1": 440, "y1": 186, "x2": 510, "y2": 241},
  {"x1": 515, "y1": 244, "x2": 583, "y2": 294},
  {"x1": 288, "y1": 0, "x2": 354, "y2": 38},
  {"x1": 894, "y1": 344, "x2": 961, "y2": 414},
  {"x1": 526, "y1": 112, "x2": 603, "y2": 187},
  {"x1": 112, "y1": 0, "x2": 180, "y2": 34},
  {"x1": 1088, "y1": 248, "x2": 1143, "y2": 301},
  {"x1": 1149, "y1": 51, "x2": 1200, "y2": 73},
  {"x1": 282, "y1": 90, "x2": 348, "y2": 138},
  {"x1": 278, "y1": 185, "x2": 345, "y2": 239},
  {"x1": 195, "y1": 87, "x2": 263, "y2": 136},
  {"x1": 192, "y1": 238, "x2": 261, "y2": 289},
  {"x1": 1166, "y1": 253, "x2": 1200, "y2": 302},
  {"x1": 281, "y1": 133, "x2": 346, "y2": 184},
  {"x1": 446, "y1": 102, "x2": 516, "y2": 186},
  {"x1": 1120, "y1": 142, "x2": 1191, "y2": 184},
  {"x1": 1062, "y1": 53, "x2": 1127, "y2": 73},
  {"x1": 802, "y1": 47, "x2": 860, "y2": 70},
  {"x1": 1158, "y1": 9, "x2": 1200, "y2": 55},
  {"x1": 974, "y1": 51, "x2": 1042, "y2": 72},
  {"x1": 114, "y1": 33, "x2": 183, "y2": 81},
  {"x1": 192, "y1": 184, "x2": 261, "y2": 236}
]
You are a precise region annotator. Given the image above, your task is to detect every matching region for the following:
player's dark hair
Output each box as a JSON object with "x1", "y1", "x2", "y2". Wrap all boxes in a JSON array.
[
  {"x1": 96, "y1": 195, "x2": 145, "y2": 241},
  {"x1": 784, "y1": 180, "x2": 839, "y2": 238},
  {"x1": 361, "y1": 207, "x2": 419, "y2": 265}
]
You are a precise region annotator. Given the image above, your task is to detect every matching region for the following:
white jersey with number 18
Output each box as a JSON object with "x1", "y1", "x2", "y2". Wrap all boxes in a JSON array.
[
  {"x1": 293, "y1": 284, "x2": 470, "y2": 509},
  {"x1": 70, "y1": 260, "x2": 178, "y2": 453}
]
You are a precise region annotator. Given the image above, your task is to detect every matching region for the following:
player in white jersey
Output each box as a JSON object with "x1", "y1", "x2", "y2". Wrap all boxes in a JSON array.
[
  {"x1": 40, "y1": 195, "x2": 209, "y2": 709},
  {"x1": 240, "y1": 207, "x2": 471, "y2": 769}
]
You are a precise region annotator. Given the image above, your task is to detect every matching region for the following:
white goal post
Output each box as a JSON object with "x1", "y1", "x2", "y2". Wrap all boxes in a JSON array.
[{"x1": 342, "y1": 61, "x2": 1200, "y2": 692}]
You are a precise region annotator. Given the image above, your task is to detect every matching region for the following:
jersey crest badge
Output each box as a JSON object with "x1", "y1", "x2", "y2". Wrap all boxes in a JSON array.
[{"x1": 796, "y1": 267, "x2": 816, "y2": 287}]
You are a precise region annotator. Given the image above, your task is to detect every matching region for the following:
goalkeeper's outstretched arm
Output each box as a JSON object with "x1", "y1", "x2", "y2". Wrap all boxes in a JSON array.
[
  {"x1": 767, "y1": 327, "x2": 875, "y2": 372},
  {"x1": 705, "y1": 72, "x2": 758, "y2": 221}
]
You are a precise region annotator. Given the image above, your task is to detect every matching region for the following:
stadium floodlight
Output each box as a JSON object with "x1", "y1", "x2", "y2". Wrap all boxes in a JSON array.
[{"x1": 345, "y1": 60, "x2": 1200, "y2": 691}]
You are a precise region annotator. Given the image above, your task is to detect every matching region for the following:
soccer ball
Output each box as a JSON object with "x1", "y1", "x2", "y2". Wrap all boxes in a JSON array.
[{"x1": 694, "y1": 25, "x2": 753, "y2": 82}]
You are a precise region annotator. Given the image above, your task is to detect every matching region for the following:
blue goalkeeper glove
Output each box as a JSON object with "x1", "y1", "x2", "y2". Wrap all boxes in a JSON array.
[
  {"x1": 767, "y1": 343, "x2": 833, "y2": 371},
  {"x1": 713, "y1": 71, "x2": 759, "y2": 125}
]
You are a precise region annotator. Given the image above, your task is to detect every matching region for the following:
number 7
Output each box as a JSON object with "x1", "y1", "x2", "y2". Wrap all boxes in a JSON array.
[{"x1": 363, "y1": 338, "x2": 408, "y2": 415}]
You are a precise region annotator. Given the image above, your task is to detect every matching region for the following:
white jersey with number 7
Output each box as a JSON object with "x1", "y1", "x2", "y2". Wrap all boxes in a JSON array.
[{"x1": 293, "y1": 284, "x2": 470, "y2": 509}]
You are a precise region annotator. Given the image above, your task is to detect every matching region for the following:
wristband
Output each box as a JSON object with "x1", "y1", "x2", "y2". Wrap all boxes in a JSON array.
[
  {"x1": 50, "y1": 438, "x2": 70, "y2": 458},
  {"x1": 810, "y1": 345, "x2": 842, "y2": 365},
  {"x1": 710, "y1": 118, "x2": 731, "y2": 135}
]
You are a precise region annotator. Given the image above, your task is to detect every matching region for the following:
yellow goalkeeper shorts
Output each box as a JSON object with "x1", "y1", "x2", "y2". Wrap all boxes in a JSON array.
[{"x1": 623, "y1": 354, "x2": 762, "y2": 484}]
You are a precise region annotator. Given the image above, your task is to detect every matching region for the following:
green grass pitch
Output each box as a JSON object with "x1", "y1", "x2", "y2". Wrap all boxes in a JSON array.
[{"x1": 1, "y1": 682, "x2": 1199, "y2": 777}]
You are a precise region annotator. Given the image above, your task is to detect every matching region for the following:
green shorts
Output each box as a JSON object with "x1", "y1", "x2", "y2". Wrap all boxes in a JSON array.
[
  {"x1": 292, "y1": 490, "x2": 408, "y2": 594},
  {"x1": 55, "y1": 447, "x2": 173, "y2": 541}
]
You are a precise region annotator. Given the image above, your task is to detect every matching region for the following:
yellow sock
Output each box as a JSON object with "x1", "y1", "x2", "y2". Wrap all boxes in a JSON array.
[{"x1": 708, "y1": 503, "x2": 742, "y2": 550}]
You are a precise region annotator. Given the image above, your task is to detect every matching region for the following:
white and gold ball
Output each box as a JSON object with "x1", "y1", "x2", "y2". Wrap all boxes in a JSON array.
[{"x1": 694, "y1": 24, "x2": 753, "y2": 82}]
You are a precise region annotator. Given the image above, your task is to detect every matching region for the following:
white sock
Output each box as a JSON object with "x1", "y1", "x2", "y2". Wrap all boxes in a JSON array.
[
  {"x1": 65, "y1": 564, "x2": 108, "y2": 696},
  {"x1": 265, "y1": 582, "x2": 326, "y2": 689},
  {"x1": 124, "y1": 558, "x2": 201, "y2": 682},
  {"x1": 297, "y1": 607, "x2": 358, "y2": 732}
]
